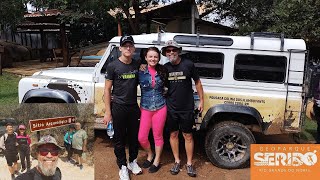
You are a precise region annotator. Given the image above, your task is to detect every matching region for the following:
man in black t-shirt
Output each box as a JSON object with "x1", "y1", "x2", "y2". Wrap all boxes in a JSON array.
[
  {"x1": 0, "y1": 123, "x2": 19, "y2": 180},
  {"x1": 104, "y1": 35, "x2": 142, "y2": 179},
  {"x1": 162, "y1": 40, "x2": 204, "y2": 177}
]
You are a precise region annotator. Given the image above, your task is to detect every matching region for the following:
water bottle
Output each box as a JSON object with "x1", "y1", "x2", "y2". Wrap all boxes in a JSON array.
[
  {"x1": 106, "y1": 122, "x2": 114, "y2": 139},
  {"x1": 194, "y1": 93, "x2": 200, "y2": 123}
]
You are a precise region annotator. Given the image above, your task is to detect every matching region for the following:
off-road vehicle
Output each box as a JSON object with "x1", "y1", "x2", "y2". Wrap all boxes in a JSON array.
[{"x1": 19, "y1": 32, "x2": 312, "y2": 169}]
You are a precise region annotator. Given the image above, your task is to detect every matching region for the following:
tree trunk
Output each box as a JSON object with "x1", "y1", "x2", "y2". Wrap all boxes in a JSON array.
[
  {"x1": 0, "y1": 46, "x2": 4, "y2": 75},
  {"x1": 146, "y1": 16, "x2": 151, "y2": 34},
  {"x1": 117, "y1": 19, "x2": 122, "y2": 36},
  {"x1": 40, "y1": 28, "x2": 46, "y2": 62},
  {"x1": 120, "y1": 2, "x2": 140, "y2": 34},
  {"x1": 132, "y1": 0, "x2": 141, "y2": 33},
  {"x1": 60, "y1": 23, "x2": 69, "y2": 66}
]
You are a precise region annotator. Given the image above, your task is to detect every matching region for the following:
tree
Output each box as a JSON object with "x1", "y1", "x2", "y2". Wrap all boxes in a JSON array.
[
  {"x1": 270, "y1": 0, "x2": 320, "y2": 45},
  {"x1": 0, "y1": 0, "x2": 26, "y2": 33},
  {"x1": 105, "y1": 0, "x2": 174, "y2": 34},
  {"x1": 27, "y1": 0, "x2": 174, "y2": 35},
  {"x1": 25, "y1": 1, "x2": 119, "y2": 47},
  {"x1": 212, "y1": 0, "x2": 320, "y2": 46}
]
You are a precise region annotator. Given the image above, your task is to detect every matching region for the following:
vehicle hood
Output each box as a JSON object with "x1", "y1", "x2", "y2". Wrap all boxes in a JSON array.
[{"x1": 32, "y1": 67, "x2": 95, "y2": 82}]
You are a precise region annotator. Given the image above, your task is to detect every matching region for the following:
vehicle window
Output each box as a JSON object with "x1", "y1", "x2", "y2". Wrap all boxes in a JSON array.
[
  {"x1": 180, "y1": 51, "x2": 224, "y2": 79},
  {"x1": 101, "y1": 47, "x2": 120, "y2": 74},
  {"x1": 100, "y1": 47, "x2": 145, "y2": 74},
  {"x1": 234, "y1": 54, "x2": 287, "y2": 83}
]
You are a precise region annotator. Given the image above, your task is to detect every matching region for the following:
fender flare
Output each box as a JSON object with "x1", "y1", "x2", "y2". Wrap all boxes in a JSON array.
[
  {"x1": 200, "y1": 104, "x2": 264, "y2": 131},
  {"x1": 22, "y1": 89, "x2": 76, "y2": 103}
]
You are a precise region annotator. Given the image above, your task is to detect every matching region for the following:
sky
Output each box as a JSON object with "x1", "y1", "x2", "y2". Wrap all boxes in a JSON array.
[{"x1": 26, "y1": 3, "x2": 36, "y2": 13}]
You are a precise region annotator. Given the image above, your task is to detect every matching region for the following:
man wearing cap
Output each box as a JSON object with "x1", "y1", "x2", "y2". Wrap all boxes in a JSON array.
[
  {"x1": 162, "y1": 40, "x2": 204, "y2": 177},
  {"x1": 104, "y1": 35, "x2": 142, "y2": 179},
  {"x1": 0, "y1": 123, "x2": 19, "y2": 180},
  {"x1": 15, "y1": 135, "x2": 62, "y2": 180},
  {"x1": 72, "y1": 122, "x2": 87, "y2": 170}
]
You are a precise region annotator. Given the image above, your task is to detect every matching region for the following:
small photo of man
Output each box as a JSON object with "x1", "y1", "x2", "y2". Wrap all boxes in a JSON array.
[{"x1": 15, "y1": 135, "x2": 62, "y2": 180}]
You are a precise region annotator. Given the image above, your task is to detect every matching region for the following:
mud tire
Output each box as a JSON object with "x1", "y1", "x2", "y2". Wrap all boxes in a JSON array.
[{"x1": 205, "y1": 121, "x2": 255, "y2": 169}]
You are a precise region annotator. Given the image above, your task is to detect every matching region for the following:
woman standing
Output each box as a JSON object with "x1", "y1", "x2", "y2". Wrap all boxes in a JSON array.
[
  {"x1": 64, "y1": 125, "x2": 75, "y2": 162},
  {"x1": 138, "y1": 47, "x2": 168, "y2": 173},
  {"x1": 16, "y1": 124, "x2": 31, "y2": 172}
]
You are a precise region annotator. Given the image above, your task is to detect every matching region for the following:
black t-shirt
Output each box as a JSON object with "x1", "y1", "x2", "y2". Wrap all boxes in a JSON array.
[
  {"x1": 15, "y1": 167, "x2": 62, "y2": 180},
  {"x1": 105, "y1": 59, "x2": 140, "y2": 105},
  {"x1": 5, "y1": 134, "x2": 17, "y2": 151},
  {"x1": 164, "y1": 58, "x2": 200, "y2": 111},
  {"x1": 17, "y1": 136, "x2": 29, "y2": 150}
]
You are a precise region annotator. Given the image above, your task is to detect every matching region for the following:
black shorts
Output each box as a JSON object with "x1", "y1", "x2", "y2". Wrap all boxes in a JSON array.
[
  {"x1": 73, "y1": 148, "x2": 83, "y2": 156},
  {"x1": 4, "y1": 151, "x2": 18, "y2": 166},
  {"x1": 166, "y1": 111, "x2": 194, "y2": 133}
]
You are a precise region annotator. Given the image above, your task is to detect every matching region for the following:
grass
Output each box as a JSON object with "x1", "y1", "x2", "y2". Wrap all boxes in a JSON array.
[
  {"x1": 0, "y1": 72, "x2": 21, "y2": 105},
  {"x1": 300, "y1": 118, "x2": 317, "y2": 143}
]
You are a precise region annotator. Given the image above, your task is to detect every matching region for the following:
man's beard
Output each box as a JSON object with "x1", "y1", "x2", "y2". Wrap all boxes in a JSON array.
[
  {"x1": 38, "y1": 159, "x2": 58, "y2": 176},
  {"x1": 169, "y1": 56, "x2": 178, "y2": 64}
]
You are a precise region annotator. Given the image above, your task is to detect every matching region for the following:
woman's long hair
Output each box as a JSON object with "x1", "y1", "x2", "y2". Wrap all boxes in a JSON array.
[
  {"x1": 18, "y1": 129, "x2": 27, "y2": 136},
  {"x1": 145, "y1": 47, "x2": 168, "y2": 87}
]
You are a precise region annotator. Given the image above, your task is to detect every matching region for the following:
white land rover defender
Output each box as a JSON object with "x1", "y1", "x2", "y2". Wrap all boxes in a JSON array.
[{"x1": 19, "y1": 32, "x2": 312, "y2": 169}]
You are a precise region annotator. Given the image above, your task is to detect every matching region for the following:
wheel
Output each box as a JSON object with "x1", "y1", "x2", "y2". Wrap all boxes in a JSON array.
[{"x1": 205, "y1": 121, "x2": 255, "y2": 169}]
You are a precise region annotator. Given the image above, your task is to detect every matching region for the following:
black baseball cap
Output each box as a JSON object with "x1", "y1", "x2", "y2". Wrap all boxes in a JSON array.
[
  {"x1": 120, "y1": 35, "x2": 134, "y2": 46},
  {"x1": 6, "y1": 123, "x2": 13, "y2": 127}
]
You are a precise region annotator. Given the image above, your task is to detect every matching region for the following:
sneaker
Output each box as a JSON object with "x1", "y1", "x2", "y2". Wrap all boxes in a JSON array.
[
  {"x1": 186, "y1": 164, "x2": 196, "y2": 177},
  {"x1": 148, "y1": 164, "x2": 161, "y2": 173},
  {"x1": 119, "y1": 165, "x2": 130, "y2": 180},
  {"x1": 142, "y1": 158, "x2": 154, "y2": 168},
  {"x1": 127, "y1": 159, "x2": 142, "y2": 175},
  {"x1": 170, "y1": 162, "x2": 180, "y2": 175}
]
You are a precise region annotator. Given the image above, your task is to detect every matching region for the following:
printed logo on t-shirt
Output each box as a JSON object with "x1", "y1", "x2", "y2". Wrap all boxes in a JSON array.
[
  {"x1": 168, "y1": 71, "x2": 186, "y2": 82},
  {"x1": 119, "y1": 70, "x2": 138, "y2": 79}
]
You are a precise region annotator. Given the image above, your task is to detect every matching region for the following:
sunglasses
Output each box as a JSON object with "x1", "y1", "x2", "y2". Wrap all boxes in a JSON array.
[
  {"x1": 38, "y1": 148, "x2": 59, "y2": 156},
  {"x1": 165, "y1": 48, "x2": 179, "y2": 53}
]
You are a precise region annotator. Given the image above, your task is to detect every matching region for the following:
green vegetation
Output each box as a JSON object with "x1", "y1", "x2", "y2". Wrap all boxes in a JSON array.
[
  {"x1": 213, "y1": 0, "x2": 320, "y2": 46},
  {"x1": 301, "y1": 118, "x2": 317, "y2": 143},
  {"x1": 0, "y1": 72, "x2": 21, "y2": 105}
]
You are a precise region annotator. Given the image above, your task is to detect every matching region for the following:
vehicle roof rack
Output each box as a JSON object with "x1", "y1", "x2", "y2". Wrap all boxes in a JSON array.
[
  {"x1": 250, "y1": 32, "x2": 285, "y2": 51},
  {"x1": 173, "y1": 35, "x2": 233, "y2": 47}
]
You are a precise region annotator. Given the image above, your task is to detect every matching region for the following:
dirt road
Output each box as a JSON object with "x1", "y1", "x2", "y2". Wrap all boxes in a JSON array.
[{"x1": 94, "y1": 130, "x2": 297, "y2": 180}]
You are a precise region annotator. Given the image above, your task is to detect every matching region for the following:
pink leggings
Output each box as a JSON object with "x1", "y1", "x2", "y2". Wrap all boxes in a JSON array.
[{"x1": 138, "y1": 105, "x2": 167, "y2": 148}]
